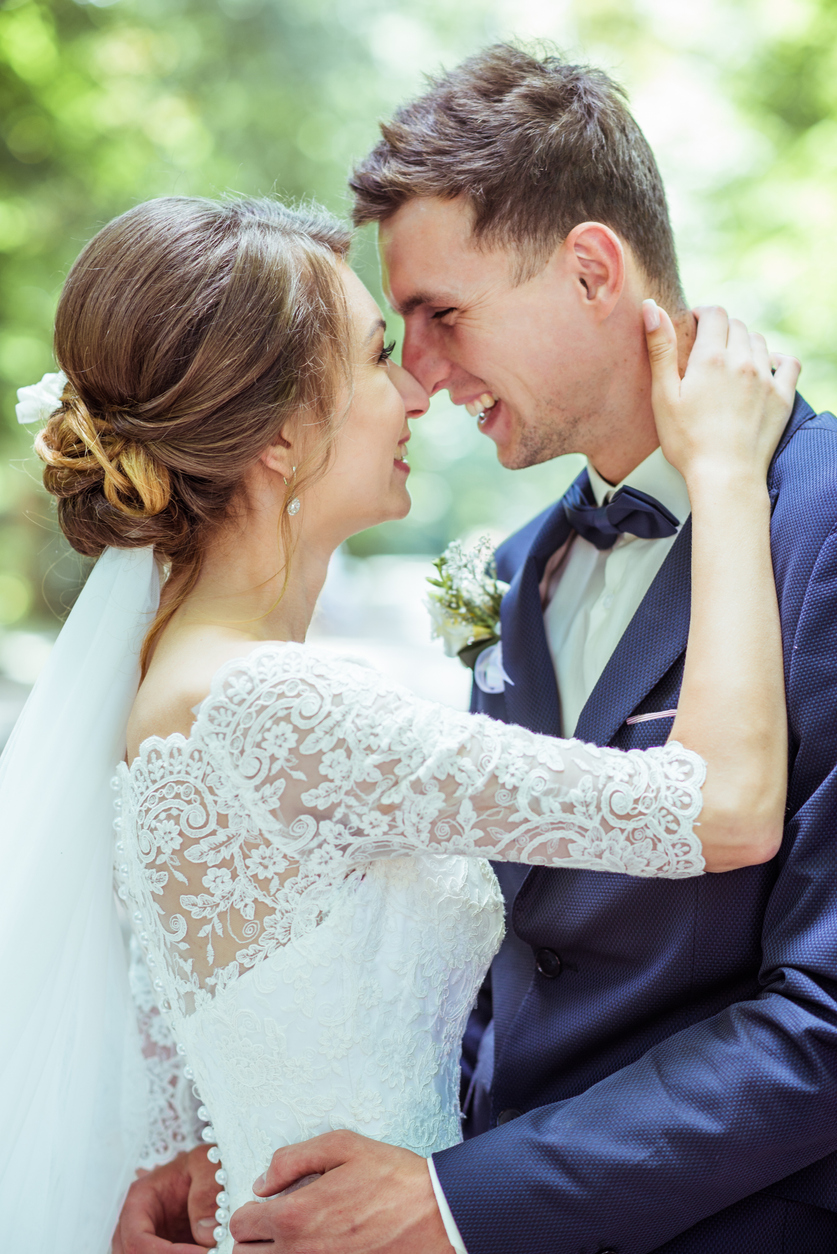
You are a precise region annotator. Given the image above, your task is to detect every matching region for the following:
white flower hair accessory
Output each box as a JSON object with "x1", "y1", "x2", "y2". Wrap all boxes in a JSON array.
[
  {"x1": 426, "y1": 535, "x2": 510, "y2": 674},
  {"x1": 15, "y1": 370, "x2": 68, "y2": 426}
]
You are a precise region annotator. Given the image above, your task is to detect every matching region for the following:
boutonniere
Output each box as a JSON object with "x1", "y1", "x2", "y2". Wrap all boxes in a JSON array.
[{"x1": 426, "y1": 536, "x2": 510, "y2": 678}]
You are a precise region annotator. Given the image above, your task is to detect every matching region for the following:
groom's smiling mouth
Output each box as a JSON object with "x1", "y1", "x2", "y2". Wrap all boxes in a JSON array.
[{"x1": 464, "y1": 392, "x2": 498, "y2": 425}]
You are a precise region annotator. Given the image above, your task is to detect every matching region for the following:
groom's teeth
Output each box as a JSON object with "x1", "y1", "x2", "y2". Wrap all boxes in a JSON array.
[{"x1": 464, "y1": 394, "x2": 498, "y2": 418}]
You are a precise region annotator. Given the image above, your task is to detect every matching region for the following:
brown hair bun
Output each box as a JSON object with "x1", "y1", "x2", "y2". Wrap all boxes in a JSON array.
[{"x1": 36, "y1": 195, "x2": 352, "y2": 663}]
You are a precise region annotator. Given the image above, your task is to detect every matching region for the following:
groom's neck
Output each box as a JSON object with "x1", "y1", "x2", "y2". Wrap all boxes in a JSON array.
[{"x1": 587, "y1": 306, "x2": 697, "y2": 486}]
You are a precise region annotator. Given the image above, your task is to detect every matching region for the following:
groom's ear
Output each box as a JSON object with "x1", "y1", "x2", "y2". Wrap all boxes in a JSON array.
[{"x1": 561, "y1": 222, "x2": 625, "y2": 318}]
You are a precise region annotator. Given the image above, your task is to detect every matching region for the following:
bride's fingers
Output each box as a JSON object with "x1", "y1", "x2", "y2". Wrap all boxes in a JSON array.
[
  {"x1": 726, "y1": 316, "x2": 752, "y2": 361},
  {"x1": 691, "y1": 304, "x2": 730, "y2": 356},
  {"x1": 643, "y1": 299, "x2": 679, "y2": 413},
  {"x1": 749, "y1": 331, "x2": 771, "y2": 377},
  {"x1": 770, "y1": 352, "x2": 802, "y2": 404}
]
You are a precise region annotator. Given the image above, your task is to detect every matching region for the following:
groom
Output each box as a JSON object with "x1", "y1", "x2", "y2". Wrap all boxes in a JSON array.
[{"x1": 119, "y1": 45, "x2": 837, "y2": 1254}]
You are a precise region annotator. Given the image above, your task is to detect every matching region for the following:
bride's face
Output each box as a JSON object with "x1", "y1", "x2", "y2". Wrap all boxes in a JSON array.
[{"x1": 301, "y1": 264, "x2": 429, "y2": 544}]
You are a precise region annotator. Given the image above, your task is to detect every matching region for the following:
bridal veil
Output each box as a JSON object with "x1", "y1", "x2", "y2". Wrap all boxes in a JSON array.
[{"x1": 0, "y1": 546, "x2": 159, "y2": 1250}]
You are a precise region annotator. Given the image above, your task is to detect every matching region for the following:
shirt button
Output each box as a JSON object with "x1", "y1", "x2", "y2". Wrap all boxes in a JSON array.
[
  {"x1": 602, "y1": 592, "x2": 614, "y2": 609},
  {"x1": 497, "y1": 1108, "x2": 521, "y2": 1124},
  {"x1": 535, "y1": 948, "x2": 562, "y2": 979}
]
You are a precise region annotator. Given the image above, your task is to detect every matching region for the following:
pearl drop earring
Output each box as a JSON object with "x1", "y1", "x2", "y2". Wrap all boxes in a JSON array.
[{"x1": 283, "y1": 467, "x2": 300, "y2": 516}]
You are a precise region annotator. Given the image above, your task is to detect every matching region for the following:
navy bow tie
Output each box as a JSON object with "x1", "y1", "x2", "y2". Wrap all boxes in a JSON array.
[{"x1": 563, "y1": 478, "x2": 680, "y2": 550}]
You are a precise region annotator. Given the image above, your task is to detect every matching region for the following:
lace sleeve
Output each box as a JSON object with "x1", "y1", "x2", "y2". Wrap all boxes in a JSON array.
[
  {"x1": 125, "y1": 644, "x2": 706, "y2": 1001},
  {"x1": 200, "y1": 644, "x2": 706, "y2": 881},
  {"x1": 127, "y1": 934, "x2": 202, "y2": 1170}
]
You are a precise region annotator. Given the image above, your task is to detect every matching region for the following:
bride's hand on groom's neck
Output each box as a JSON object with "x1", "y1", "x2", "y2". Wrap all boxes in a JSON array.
[
  {"x1": 112, "y1": 1145, "x2": 217, "y2": 1253},
  {"x1": 643, "y1": 298, "x2": 801, "y2": 485}
]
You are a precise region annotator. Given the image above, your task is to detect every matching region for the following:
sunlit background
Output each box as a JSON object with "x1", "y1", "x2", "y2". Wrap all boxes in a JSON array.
[{"x1": 1, "y1": 0, "x2": 835, "y2": 735}]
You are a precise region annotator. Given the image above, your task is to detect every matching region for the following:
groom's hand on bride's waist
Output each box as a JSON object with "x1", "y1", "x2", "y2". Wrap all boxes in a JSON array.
[
  {"x1": 230, "y1": 1130, "x2": 454, "y2": 1253},
  {"x1": 112, "y1": 1145, "x2": 218, "y2": 1253}
]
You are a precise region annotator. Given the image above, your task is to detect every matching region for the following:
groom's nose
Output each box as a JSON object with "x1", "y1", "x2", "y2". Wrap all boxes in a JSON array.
[{"x1": 401, "y1": 318, "x2": 453, "y2": 398}]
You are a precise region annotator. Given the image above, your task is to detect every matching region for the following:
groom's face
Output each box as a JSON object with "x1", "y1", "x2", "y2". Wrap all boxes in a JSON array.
[{"x1": 379, "y1": 195, "x2": 614, "y2": 470}]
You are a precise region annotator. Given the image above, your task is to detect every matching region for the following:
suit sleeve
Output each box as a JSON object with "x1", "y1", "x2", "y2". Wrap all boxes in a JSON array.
[{"x1": 432, "y1": 525, "x2": 837, "y2": 1254}]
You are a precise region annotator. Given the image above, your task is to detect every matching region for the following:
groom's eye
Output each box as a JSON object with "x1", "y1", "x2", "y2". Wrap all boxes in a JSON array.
[{"x1": 431, "y1": 307, "x2": 456, "y2": 321}]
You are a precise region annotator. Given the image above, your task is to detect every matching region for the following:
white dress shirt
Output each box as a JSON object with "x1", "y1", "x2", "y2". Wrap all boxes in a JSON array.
[
  {"x1": 428, "y1": 445, "x2": 691, "y2": 1253},
  {"x1": 544, "y1": 446, "x2": 691, "y2": 736}
]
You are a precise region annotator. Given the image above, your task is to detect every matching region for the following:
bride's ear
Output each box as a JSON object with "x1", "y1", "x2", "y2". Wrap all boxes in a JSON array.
[
  {"x1": 562, "y1": 222, "x2": 625, "y2": 319},
  {"x1": 259, "y1": 429, "x2": 295, "y2": 480}
]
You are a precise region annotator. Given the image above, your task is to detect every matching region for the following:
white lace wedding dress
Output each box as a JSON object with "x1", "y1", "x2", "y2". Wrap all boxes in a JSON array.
[{"x1": 114, "y1": 643, "x2": 705, "y2": 1251}]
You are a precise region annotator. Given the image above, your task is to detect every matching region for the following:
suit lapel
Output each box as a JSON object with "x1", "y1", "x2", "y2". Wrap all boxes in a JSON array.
[
  {"x1": 500, "y1": 487, "x2": 578, "y2": 736},
  {"x1": 574, "y1": 516, "x2": 693, "y2": 746},
  {"x1": 573, "y1": 396, "x2": 813, "y2": 747}
]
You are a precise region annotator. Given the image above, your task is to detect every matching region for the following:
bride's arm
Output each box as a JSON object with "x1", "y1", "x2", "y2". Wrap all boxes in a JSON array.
[
  {"x1": 181, "y1": 316, "x2": 797, "y2": 900},
  {"x1": 646, "y1": 302, "x2": 799, "y2": 871},
  {"x1": 256, "y1": 306, "x2": 794, "y2": 879}
]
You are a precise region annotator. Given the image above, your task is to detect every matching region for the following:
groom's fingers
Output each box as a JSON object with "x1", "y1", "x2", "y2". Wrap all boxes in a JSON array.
[
  {"x1": 255, "y1": 1129, "x2": 360, "y2": 1197},
  {"x1": 112, "y1": 1154, "x2": 207, "y2": 1254},
  {"x1": 185, "y1": 1145, "x2": 219, "y2": 1246},
  {"x1": 230, "y1": 1200, "x2": 279, "y2": 1245}
]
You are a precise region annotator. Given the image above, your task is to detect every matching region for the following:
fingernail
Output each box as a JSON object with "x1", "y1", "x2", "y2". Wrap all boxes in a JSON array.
[
  {"x1": 197, "y1": 1217, "x2": 216, "y2": 1230},
  {"x1": 254, "y1": 1173, "x2": 266, "y2": 1191},
  {"x1": 642, "y1": 299, "x2": 660, "y2": 332}
]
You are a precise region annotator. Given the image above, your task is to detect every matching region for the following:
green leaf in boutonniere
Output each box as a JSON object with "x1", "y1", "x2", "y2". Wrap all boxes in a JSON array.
[{"x1": 426, "y1": 537, "x2": 508, "y2": 670}]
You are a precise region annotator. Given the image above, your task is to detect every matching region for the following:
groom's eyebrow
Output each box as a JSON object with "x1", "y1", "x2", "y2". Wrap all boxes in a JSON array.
[{"x1": 391, "y1": 291, "x2": 455, "y2": 317}]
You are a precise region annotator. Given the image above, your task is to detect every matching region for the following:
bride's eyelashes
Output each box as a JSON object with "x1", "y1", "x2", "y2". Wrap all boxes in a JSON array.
[{"x1": 378, "y1": 339, "x2": 396, "y2": 365}]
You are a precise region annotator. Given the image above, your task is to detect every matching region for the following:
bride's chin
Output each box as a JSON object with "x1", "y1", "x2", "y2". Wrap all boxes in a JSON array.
[
  {"x1": 377, "y1": 487, "x2": 412, "y2": 523},
  {"x1": 343, "y1": 493, "x2": 411, "y2": 536}
]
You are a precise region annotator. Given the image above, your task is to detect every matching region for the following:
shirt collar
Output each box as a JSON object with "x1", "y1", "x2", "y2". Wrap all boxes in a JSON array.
[{"x1": 586, "y1": 445, "x2": 691, "y2": 528}]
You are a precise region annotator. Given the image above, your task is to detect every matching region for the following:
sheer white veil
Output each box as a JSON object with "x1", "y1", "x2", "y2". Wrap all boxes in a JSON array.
[{"x1": 0, "y1": 546, "x2": 160, "y2": 1250}]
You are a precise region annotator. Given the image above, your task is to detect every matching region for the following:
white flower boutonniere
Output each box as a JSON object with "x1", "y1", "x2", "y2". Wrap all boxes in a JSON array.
[{"x1": 426, "y1": 536, "x2": 509, "y2": 670}]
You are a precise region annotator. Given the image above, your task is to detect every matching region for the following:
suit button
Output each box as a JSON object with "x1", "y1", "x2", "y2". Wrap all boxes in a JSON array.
[
  {"x1": 497, "y1": 1108, "x2": 521, "y2": 1124},
  {"x1": 535, "y1": 947, "x2": 562, "y2": 978}
]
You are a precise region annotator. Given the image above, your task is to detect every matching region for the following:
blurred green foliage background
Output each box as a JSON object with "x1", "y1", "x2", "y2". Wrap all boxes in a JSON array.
[{"x1": 1, "y1": 0, "x2": 836, "y2": 633}]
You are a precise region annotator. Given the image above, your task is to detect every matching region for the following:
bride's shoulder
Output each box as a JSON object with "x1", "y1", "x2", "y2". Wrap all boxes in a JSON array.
[{"x1": 126, "y1": 637, "x2": 383, "y2": 762}]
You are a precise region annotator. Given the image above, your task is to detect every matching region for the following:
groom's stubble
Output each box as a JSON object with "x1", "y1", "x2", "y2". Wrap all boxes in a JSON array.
[{"x1": 505, "y1": 308, "x2": 697, "y2": 476}]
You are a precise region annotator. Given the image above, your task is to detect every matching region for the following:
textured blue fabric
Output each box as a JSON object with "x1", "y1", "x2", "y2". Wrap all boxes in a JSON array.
[{"x1": 435, "y1": 395, "x2": 837, "y2": 1253}]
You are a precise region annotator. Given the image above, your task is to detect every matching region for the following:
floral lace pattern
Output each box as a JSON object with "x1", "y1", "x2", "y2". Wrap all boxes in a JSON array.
[
  {"x1": 127, "y1": 935, "x2": 202, "y2": 1170},
  {"x1": 115, "y1": 643, "x2": 705, "y2": 1250}
]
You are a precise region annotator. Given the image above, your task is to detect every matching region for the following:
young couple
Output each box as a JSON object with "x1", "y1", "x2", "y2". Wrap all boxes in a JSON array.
[{"x1": 4, "y1": 44, "x2": 837, "y2": 1254}]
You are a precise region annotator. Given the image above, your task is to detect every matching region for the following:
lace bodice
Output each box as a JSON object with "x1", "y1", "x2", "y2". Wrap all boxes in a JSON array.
[{"x1": 115, "y1": 643, "x2": 705, "y2": 1250}]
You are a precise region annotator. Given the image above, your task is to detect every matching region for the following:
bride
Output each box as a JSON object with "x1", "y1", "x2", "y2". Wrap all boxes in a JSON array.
[{"x1": 0, "y1": 195, "x2": 797, "y2": 1254}]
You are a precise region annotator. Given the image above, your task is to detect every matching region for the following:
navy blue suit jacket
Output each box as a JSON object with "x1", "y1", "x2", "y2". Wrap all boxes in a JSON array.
[{"x1": 433, "y1": 396, "x2": 837, "y2": 1252}]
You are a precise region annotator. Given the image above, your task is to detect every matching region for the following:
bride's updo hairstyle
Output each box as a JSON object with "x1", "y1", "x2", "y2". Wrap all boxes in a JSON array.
[{"x1": 36, "y1": 196, "x2": 352, "y2": 669}]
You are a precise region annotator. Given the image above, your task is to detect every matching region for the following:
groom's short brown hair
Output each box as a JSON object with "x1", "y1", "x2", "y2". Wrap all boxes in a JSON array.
[{"x1": 350, "y1": 44, "x2": 685, "y2": 309}]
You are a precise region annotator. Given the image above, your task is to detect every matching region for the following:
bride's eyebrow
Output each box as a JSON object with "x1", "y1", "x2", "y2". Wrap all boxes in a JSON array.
[{"x1": 365, "y1": 318, "x2": 386, "y2": 342}]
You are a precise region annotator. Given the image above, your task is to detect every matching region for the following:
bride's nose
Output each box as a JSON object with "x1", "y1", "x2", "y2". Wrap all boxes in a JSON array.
[{"x1": 390, "y1": 361, "x2": 430, "y2": 419}]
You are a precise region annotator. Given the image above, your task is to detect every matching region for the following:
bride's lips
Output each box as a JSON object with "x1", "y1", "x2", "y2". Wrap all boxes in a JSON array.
[{"x1": 394, "y1": 443, "x2": 410, "y2": 475}]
